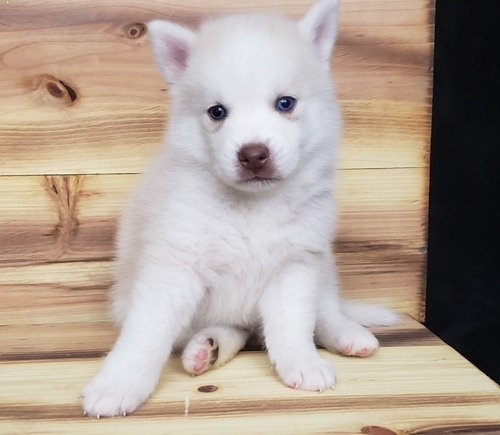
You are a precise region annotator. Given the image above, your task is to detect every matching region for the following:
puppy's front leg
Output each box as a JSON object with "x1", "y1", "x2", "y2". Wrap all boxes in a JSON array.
[
  {"x1": 259, "y1": 262, "x2": 335, "y2": 391},
  {"x1": 81, "y1": 264, "x2": 203, "y2": 417}
]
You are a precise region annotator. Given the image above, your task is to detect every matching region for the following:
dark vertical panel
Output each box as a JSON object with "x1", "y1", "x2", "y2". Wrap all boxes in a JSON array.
[{"x1": 426, "y1": 0, "x2": 500, "y2": 383}]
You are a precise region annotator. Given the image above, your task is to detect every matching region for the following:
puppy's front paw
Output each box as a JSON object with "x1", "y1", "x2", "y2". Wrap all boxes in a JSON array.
[
  {"x1": 81, "y1": 371, "x2": 152, "y2": 418},
  {"x1": 276, "y1": 356, "x2": 335, "y2": 391},
  {"x1": 337, "y1": 326, "x2": 379, "y2": 357}
]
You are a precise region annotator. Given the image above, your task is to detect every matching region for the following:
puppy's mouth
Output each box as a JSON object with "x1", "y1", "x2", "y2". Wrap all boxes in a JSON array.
[
  {"x1": 235, "y1": 175, "x2": 283, "y2": 191},
  {"x1": 241, "y1": 175, "x2": 281, "y2": 184}
]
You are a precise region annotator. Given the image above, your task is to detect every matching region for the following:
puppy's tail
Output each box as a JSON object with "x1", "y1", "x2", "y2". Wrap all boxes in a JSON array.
[{"x1": 341, "y1": 301, "x2": 400, "y2": 327}]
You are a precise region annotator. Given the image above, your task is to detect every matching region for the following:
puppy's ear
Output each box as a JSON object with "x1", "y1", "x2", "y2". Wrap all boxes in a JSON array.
[
  {"x1": 298, "y1": 0, "x2": 339, "y2": 65},
  {"x1": 147, "y1": 20, "x2": 197, "y2": 85}
]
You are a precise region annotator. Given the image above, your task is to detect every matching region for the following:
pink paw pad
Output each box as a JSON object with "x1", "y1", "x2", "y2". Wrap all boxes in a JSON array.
[
  {"x1": 183, "y1": 337, "x2": 219, "y2": 376},
  {"x1": 193, "y1": 348, "x2": 209, "y2": 372},
  {"x1": 355, "y1": 347, "x2": 374, "y2": 357},
  {"x1": 340, "y1": 344, "x2": 376, "y2": 357}
]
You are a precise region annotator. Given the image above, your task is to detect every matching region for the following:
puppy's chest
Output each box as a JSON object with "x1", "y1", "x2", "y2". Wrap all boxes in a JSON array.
[
  {"x1": 200, "y1": 225, "x2": 281, "y2": 283},
  {"x1": 191, "y1": 216, "x2": 293, "y2": 325},
  {"x1": 195, "y1": 210, "x2": 303, "y2": 290}
]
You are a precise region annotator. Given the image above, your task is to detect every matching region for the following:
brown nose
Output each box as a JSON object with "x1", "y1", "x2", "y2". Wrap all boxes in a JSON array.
[{"x1": 238, "y1": 143, "x2": 269, "y2": 174}]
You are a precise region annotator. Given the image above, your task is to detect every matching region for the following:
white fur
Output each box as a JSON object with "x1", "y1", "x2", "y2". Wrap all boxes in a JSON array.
[{"x1": 81, "y1": 0, "x2": 398, "y2": 417}]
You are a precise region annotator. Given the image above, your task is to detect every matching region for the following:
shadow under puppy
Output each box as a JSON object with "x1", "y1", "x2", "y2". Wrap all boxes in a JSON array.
[{"x1": 82, "y1": 0, "x2": 398, "y2": 417}]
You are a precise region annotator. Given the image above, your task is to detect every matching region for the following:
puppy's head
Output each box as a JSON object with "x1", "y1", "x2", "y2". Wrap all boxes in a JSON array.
[{"x1": 148, "y1": 0, "x2": 340, "y2": 192}]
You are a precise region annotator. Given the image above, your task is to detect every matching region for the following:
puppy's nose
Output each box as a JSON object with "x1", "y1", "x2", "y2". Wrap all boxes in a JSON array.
[{"x1": 238, "y1": 143, "x2": 269, "y2": 174}]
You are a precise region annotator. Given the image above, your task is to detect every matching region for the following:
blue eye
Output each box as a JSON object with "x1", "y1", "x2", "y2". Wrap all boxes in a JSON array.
[
  {"x1": 207, "y1": 104, "x2": 227, "y2": 120},
  {"x1": 276, "y1": 96, "x2": 296, "y2": 112}
]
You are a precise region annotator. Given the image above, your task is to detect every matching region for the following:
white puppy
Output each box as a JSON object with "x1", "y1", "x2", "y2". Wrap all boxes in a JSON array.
[{"x1": 82, "y1": 0, "x2": 398, "y2": 417}]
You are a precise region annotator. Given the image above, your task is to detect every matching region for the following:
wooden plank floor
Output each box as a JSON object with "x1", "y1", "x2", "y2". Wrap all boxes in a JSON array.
[{"x1": 2, "y1": 316, "x2": 499, "y2": 434}]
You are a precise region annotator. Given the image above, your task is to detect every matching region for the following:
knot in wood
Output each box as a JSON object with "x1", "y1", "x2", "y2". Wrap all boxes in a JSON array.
[
  {"x1": 31, "y1": 75, "x2": 77, "y2": 108},
  {"x1": 124, "y1": 23, "x2": 146, "y2": 39},
  {"x1": 45, "y1": 176, "x2": 83, "y2": 260}
]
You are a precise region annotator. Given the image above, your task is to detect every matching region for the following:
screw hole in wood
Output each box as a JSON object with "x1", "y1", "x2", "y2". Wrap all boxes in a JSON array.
[{"x1": 197, "y1": 385, "x2": 218, "y2": 393}]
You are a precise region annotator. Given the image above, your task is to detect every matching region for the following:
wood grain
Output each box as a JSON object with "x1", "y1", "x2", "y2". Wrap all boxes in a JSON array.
[
  {"x1": 0, "y1": 101, "x2": 429, "y2": 176},
  {"x1": 0, "y1": 169, "x2": 426, "y2": 260},
  {"x1": 0, "y1": 168, "x2": 427, "y2": 323},
  {"x1": 0, "y1": 268, "x2": 424, "y2": 326},
  {"x1": 0, "y1": 1, "x2": 434, "y2": 32},
  {"x1": 0, "y1": 318, "x2": 444, "y2": 362},
  {"x1": 0, "y1": 0, "x2": 433, "y2": 176}
]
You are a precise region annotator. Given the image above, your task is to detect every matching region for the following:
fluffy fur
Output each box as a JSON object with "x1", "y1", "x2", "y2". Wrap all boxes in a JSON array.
[{"x1": 81, "y1": 0, "x2": 398, "y2": 417}]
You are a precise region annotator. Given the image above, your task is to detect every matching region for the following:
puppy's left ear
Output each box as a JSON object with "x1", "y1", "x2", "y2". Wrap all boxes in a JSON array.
[{"x1": 299, "y1": 0, "x2": 339, "y2": 65}]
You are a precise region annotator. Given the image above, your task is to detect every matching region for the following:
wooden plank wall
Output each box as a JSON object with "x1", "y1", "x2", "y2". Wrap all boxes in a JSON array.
[{"x1": 0, "y1": 0, "x2": 434, "y2": 326}]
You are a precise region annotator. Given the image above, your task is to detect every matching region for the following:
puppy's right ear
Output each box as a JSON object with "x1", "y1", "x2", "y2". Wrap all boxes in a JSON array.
[
  {"x1": 147, "y1": 20, "x2": 197, "y2": 85},
  {"x1": 299, "y1": 0, "x2": 339, "y2": 65}
]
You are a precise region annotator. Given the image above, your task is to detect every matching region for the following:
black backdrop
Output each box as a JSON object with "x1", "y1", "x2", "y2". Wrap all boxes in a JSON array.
[{"x1": 425, "y1": 0, "x2": 500, "y2": 383}]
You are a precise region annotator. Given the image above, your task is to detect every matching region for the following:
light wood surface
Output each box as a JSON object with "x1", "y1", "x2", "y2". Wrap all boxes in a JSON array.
[{"x1": 1, "y1": 317, "x2": 500, "y2": 433}]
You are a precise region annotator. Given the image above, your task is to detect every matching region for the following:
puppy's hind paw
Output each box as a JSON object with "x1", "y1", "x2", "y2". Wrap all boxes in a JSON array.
[
  {"x1": 182, "y1": 336, "x2": 219, "y2": 376},
  {"x1": 337, "y1": 327, "x2": 379, "y2": 357}
]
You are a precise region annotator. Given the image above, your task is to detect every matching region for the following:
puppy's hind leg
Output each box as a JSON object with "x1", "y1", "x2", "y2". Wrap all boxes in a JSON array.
[{"x1": 182, "y1": 326, "x2": 250, "y2": 376}]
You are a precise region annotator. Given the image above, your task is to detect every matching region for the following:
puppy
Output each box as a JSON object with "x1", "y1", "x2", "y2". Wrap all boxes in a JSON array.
[{"x1": 82, "y1": 0, "x2": 398, "y2": 417}]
